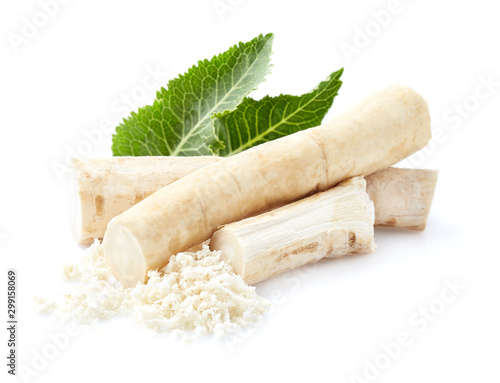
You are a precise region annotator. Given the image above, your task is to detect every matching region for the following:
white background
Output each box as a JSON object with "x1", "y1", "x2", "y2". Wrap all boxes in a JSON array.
[{"x1": 1, "y1": 0, "x2": 499, "y2": 382}]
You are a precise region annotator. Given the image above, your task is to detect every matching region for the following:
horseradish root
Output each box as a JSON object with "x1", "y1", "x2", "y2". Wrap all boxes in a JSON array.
[
  {"x1": 210, "y1": 177, "x2": 375, "y2": 284},
  {"x1": 103, "y1": 85, "x2": 431, "y2": 287},
  {"x1": 71, "y1": 156, "x2": 219, "y2": 243},
  {"x1": 366, "y1": 167, "x2": 438, "y2": 230},
  {"x1": 73, "y1": 157, "x2": 437, "y2": 240}
]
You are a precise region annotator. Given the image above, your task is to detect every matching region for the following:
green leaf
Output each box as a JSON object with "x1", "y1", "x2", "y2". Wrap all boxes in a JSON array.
[
  {"x1": 112, "y1": 33, "x2": 274, "y2": 156},
  {"x1": 213, "y1": 68, "x2": 343, "y2": 156}
]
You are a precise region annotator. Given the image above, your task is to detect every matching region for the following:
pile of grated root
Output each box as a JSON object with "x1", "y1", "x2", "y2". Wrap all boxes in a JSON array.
[{"x1": 35, "y1": 240, "x2": 269, "y2": 341}]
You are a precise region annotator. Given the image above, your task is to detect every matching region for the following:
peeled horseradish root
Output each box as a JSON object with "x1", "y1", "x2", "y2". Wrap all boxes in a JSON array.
[
  {"x1": 366, "y1": 167, "x2": 439, "y2": 230},
  {"x1": 72, "y1": 158, "x2": 437, "y2": 242},
  {"x1": 210, "y1": 177, "x2": 376, "y2": 285},
  {"x1": 103, "y1": 85, "x2": 431, "y2": 288}
]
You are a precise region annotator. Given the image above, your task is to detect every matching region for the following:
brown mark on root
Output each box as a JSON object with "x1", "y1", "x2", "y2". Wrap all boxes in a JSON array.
[
  {"x1": 407, "y1": 224, "x2": 426, "y2": 231},
  {"x1": 134, "y1": 193, "x2": 144, "y2": 205},
  {"x1": 95, "y1": 195, "x2": 105, "y2": 217},
  {"x1": 275, "y1": 242, "x2": 320, "y2": 264},
  {"x1": 348, "y1": 232, "x2": 356, "y2": 247},
  {"x1": 385, "y1": 217, "x2": 398, "y2": 227}
]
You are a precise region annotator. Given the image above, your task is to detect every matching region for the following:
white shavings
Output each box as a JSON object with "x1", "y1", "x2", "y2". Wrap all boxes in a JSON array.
[{"x1": 36, "y1": 241, "x2": 269, "y2": 341}]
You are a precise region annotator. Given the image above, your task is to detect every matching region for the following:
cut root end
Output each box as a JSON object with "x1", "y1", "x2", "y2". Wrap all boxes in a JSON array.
[{"x1": 102, "y1": 220, "x2": 147, "y2": 288}]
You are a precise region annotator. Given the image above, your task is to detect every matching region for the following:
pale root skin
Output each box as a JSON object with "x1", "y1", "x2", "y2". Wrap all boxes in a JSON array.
[
  {"x1": 366, "y1": 167, "x2": 439, "y2": 230},
  {"x1": 73, "y1": 157, "x2": 437, "y2": 242},
  {"x1": 210, "y1": 177, "x2": 376, "y2": 285},
  {"x1": 102, "y1": 85, "x2": 431, "y2": 288}
]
